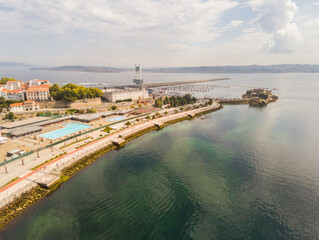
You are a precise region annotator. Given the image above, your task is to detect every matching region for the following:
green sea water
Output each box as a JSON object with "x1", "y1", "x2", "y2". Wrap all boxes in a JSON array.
[{"x1": 1, "y1": 73, "x2": 319, "y2": 239}]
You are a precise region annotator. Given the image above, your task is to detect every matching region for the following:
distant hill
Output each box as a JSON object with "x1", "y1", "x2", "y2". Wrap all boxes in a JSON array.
[
  {"x1": 145, "y1": 64, "x2": 319, "y2": 73},
  {"x1": 0, "y1": 62, "x2": 31, "y2": 68},
  {"x1": 31, "y1": 64, "x2": 319, "y2": 74},
  {"x1": 31, "y1": 66, "x2": 129, "y2": 73}
]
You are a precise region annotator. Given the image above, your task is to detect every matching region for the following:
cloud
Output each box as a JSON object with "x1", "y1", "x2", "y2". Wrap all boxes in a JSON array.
[
  {"x1": 0, "y1": 0, "x2": 239, "y2": 43},
  {"x1": 248, "y1": 0, "x2": 301, "y2": 54},
  {"x1": 219, "y1": 20, "x2": 244, "y2": 32}
]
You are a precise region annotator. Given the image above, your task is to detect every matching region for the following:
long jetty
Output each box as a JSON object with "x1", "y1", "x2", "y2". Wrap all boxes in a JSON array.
[{"x1": 143, "y1": 77, "x2": 231, "y2": 88}]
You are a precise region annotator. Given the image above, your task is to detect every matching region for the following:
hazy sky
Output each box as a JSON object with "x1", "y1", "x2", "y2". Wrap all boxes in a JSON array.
[{"x1": 0, "y1": 0, "x2": 318, "y2": 67}]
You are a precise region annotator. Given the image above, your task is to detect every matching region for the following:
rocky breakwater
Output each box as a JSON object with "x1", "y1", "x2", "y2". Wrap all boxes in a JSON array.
[{"x1": 242, "y1": 88, "x2": 278, "y2": 106}]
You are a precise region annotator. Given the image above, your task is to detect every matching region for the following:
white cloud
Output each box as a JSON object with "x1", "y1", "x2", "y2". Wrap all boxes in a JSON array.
[
  {"x1": 0, "y1": 0, "x2": 239, "y2": 42},
  {"x1": 248, "y1": 0, "x2": 301, "y2": 54},
  {"x1": 219, "y1": 20, "x2": 244, "y2": 32},
  {"x1": 0, "y1": 0, "x2": 318, "y2": 66}
]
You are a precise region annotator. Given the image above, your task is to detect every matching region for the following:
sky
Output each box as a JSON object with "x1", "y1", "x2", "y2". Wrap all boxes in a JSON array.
[{"x1": 0, "y1": 0, "x2": 318, "y2": 67}]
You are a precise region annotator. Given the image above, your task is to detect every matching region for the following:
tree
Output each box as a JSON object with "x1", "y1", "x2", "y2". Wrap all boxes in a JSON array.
[
  {"x1": 164, "y1": 111, "x2": 168, "y2": 116},
  {"x1": 0, "y1": 77, "x2": 16, "y2": 84},
  {"x1": 138, "y1": 103, "x2": 142, "y2": 108},
  {"x1": 49, "y1": 84, "x2": 103, "y2": 101},
  {"x1": 49, "y1": 84, "x2": 61, "y2": 100},
  {"x1": 164, "y1": 96, "x2": 169, "y2": 105},
  {"x1": 146, "y1": 116, "x2": 151, "y2": 120},
  {"x1": 103, "y1": 126, "x2": 113, "y2": 133},
  {"x1": 7, "y1": 111, "x2": 15, "y2": 120},
  {"x1": 154, "y1": 99, "x2": 163, "y2": 108},
  {"x1": 111, "y1": 105, "x2": 117, "y2": 110},
  {"x1": 174, "y1": 110, "x2": 178, "y2": 114},
  {"x1": 125, "y1": 121, "x2": 131, "y2": 127}
]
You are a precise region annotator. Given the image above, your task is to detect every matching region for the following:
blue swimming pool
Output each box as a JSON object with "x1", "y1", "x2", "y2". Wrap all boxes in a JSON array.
[
  {"x1": 39, "y1": 123, "x2": 91, "y2": 140},
  {"x1": 106, "y1": 116, "x2": 126, "y2": 121}
]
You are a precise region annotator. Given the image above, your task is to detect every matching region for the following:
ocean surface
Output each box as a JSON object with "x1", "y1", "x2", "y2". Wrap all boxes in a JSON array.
[{"x1": 0, "y1": 69, "x2": 319, "y2": 239}]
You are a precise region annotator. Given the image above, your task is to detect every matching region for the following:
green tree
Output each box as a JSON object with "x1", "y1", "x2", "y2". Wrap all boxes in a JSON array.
[
  {"x1": 49, "y1": 84, "x2": 102, "y2": 101},
  {"x1": 155, "y1": 99, "x2": 163, "y2": 108},
  {"x1": 7, "y1": 111, "x2": 15, "y2": 120},
  {"x1": 49, "y1": 84, "x2": 61, "y2": 100},
  {"x1": 103, "y1": 126, "x2": 113, "y2": 133},
  {"x1": 125, "y1": 121, "x2": 131, "y2": 127},
  {"x1": 164, "y1": 96, "x2": 169, "y2": 105},
  {"x1": 111, "y1": 105, "x2": 117, "y2": 110},
  {"x1": 0, "y1": 77, "x2": 16, "y2": 84}
]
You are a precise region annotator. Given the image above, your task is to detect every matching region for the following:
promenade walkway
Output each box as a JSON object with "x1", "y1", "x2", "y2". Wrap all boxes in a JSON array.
[{"x1": 0, "y1": 102, "x2": 219, "y2": 207}]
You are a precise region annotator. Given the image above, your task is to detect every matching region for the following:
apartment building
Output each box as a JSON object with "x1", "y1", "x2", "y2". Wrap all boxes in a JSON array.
[
  {"x1": 106, "y1": 89, "x2": 149, "y2": 102},
  {"x1": 25, "y1": 85, "x2": 50, "y2": 101}
]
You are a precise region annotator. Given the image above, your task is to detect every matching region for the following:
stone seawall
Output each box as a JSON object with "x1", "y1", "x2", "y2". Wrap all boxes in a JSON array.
[{"x1": 39, "y1": 98, "x2": 102, "y2": 109}]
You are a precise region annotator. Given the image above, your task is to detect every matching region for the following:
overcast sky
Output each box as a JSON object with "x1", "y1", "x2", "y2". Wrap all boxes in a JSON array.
[{"x1": 0, "y1": 0, "x2": 318, "y2": 67}]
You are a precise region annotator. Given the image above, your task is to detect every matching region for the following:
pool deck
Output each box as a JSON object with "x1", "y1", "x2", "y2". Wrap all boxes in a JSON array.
[{"x1": 39, "y1": 123, "x2": 92, "y2": 140}]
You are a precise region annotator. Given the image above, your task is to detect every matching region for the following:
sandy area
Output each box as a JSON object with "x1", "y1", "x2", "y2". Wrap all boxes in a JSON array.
[{"x1": 0, "y1": 139, "x2": 34, "y2": 162}]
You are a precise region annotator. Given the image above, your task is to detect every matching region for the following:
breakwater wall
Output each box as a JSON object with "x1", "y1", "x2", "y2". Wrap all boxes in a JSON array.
[
  {"x1": 217, "y1": 99, "x2": 249, "y2": 104},
  {"x1": 0, "y1": 103, "x2": 221, "y2": 230},
  {"x1": 144, "y1": 77, "x2": 231, "y2": 88}
]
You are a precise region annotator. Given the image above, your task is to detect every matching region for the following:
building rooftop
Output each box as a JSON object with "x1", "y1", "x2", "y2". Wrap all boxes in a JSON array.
[
  {"x1": 10, "y1": 103, "x2": 23, "y2": 107},
  {"x1": 38, "y1": 116, "x2": 73, "y2": 126},
  {"x1": 25, "y1": 87, "x2": 49, "y2": 92},
  {"x1": 10, "y1": 126, "x2": 43, "y2": 137},
  {"x1": 0, "y1": 117, "x2": 50, "y2": 129}
]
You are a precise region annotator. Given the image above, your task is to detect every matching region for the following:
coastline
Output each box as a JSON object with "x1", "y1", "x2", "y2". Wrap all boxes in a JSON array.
[{"x1": 0, "y1": 103, "x2": 222, "y2": 231}]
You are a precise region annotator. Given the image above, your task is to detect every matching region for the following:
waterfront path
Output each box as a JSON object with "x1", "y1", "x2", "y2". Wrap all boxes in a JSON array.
[{"x1": 0, "y1": 102, "x2": 220, "y2": 208}]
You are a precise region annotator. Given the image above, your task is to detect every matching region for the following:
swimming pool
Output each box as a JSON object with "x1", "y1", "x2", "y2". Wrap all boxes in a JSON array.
[
  {"x1": 39, "y1": 123, "x2": 91, "y2": 140},
  {"x1": 106, "y1": 116, "x2": 126, "y2": 122}
]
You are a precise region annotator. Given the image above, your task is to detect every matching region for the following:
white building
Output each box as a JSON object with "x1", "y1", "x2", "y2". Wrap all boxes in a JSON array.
[
  {"x1": 106, "y1": 89, "x2": 149, "y2": 102},
  {"x1": 5, "y1": 81, "x2": 23, "y2": 90},
  {"x1": 7, "y1": 90, "x2": 24, "y2": 101},
  {"x1": 0, "y1": 87, "x2": 8, "y2": 99},
  {"x1": 27, "y1": 79, "x2": 52, "y2": 87},
  {"x1": 25, "y1": 85, "x2": 50, "y2": 101},
  {"x1": 9, "y1": 100, "x2": 40, "y2": 112}
]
